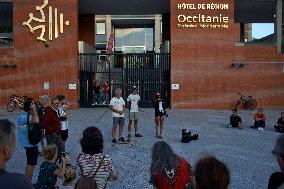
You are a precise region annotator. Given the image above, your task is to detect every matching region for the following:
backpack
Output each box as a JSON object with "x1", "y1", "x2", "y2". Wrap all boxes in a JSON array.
[
  {"x1": 27, "y1": 114, "x2": 42, "y2": 146},
  {"x1": 75, "y1": 155, "x2": 106, "y2": 189}
]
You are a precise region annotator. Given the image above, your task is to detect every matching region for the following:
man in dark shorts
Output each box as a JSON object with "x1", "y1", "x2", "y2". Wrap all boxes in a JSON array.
[
  {"x1": 17, "y1": 99, "x2": 40, "y2": 181},
  {"x1": 0, "y1": 119, "x2": 33, "y2": 189}
]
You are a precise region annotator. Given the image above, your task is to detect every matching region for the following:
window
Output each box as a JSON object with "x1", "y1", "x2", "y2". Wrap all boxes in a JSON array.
[
  {"x1": 0, "y1": 2, "x2": 13, "y2": 47},
  {"x1": 240, "y1": 23, "x2": 275, "y2": 43},
  {"x1": 96, "y1": 22, "x2": 106, "y2": 35}
]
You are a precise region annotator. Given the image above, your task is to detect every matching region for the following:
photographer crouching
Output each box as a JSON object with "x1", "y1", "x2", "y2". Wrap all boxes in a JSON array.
[{"x1": 17, "y1": 98, "x2": 40, "y2": 181}]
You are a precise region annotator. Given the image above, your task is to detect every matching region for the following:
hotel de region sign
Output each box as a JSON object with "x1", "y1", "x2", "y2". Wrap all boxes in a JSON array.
[
  {"x1": 23, "y1": 0, "x2": 70, "y2": 47},
  {"x1": 177, "y1": 3, "x2": 230, "y2": 29}
]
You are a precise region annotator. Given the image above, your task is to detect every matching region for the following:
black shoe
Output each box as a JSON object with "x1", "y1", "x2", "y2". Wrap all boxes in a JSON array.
[
  {"x1": 112, "y1": 139, "x2": 117, "y2": 143},
  {"x1": 128, "y1": 134, "x2": 131, "y2": 139},
  {"x1": 119, "y1": 137, "x2": 125, "y2": 143},
  {"x1": 158, "y1": 135, "x2": 163, "y2": 139},
  {"x1": 135, "y1": 133, "x2": 142, "y2": 137}
]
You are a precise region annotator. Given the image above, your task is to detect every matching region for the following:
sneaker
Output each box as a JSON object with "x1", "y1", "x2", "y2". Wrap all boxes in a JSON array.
[
  {"x1": 112, "y1": 139, "x2": 117, "y2": 143},
  {"x1": 191, "y1": 134, "x2": 198, "y2": 141},
  {"x1": 103, "y1": 101, "x2": 106, "y2": 104},
  {"x1": 128, "y1": 134, "x2": 131, "y2": 139},
  {"x1": 158, "y1": 136, "x2": 163, "y2": 139},
  {"x1": 119, "y1": 137, "x2": 125, "y2": 143},
  {"x1": 227, "y1": 124, "x2": 232, "y2": 128},
  {"x1": 258, "y1": 127, "x2": 264, "y2": 131},
  {"x1": 135, "y1": 133, "x2": 142, "y2": 137}
]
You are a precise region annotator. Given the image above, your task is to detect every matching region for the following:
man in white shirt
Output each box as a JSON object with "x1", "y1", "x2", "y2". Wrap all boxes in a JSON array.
[
  {"x1": 110, "y1": 88, "x2": 125, "y2": 143},
  {"x1": 127, "y1": 87, "x2": 142, "y2": 140}
]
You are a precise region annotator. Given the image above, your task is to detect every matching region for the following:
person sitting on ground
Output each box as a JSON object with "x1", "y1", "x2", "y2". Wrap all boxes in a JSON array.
[
  {"x1": 35, "y1": 144, "x2": 68, "y2": 189},
  {"x1": 251, "y1": 108, "x2": 266, "y2": 131},
  {"x1": 193, "y1": 156, "x2": 230, "y2": 189},
  {"x1": 228, "y1": 109, "x2": 242, "y2": 129},
  {"x1": 149, "y1": 141, "x2": 192, "y2": 189},
  {"x1": 58, "y1": 165, "x2": 76, "y2": 189},
  {"x1": 0, "y1": 119, "x2": 33, "y2": 189},
  {"x1": 76, "y1": 127, "x2": 118, "y2": 189},
  {"x1": 274, "y1": 112, "x2": 284, "y2": 133},
  {"x1": 268, "y1": 134, "x2": 284, "y2": 189}
]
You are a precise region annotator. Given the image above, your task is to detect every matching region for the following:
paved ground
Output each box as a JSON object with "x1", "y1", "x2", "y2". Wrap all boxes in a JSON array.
[{"x1": 0, "y1": 108, "x2": 283, "y2": 189}]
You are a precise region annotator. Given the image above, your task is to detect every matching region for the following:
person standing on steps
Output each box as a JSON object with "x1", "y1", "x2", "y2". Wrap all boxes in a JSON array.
[
  {"x1": 110, "y1": 88, "x2": 126, "y2": 143},
  {"x1": 126, "y1": 86, "x2": 142, "y2": 141}
]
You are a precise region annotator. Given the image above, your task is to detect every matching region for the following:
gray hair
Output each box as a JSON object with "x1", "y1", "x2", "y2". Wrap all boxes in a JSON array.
[
  {"x1": 150, "y1": 141, "x2": 180, "y2": 175},
  {"x1": 40, "y1": 95, "x2": 49, "y2": 102},
  {"x1": 0, "y1": 119, "x2": 16, "y2": 150},
  {"x1": 115, "y1": 88, "x2": 122, "y2": 96},
  {"x1": 273, "y1": 134, "x2": 284, "y2": 159}
]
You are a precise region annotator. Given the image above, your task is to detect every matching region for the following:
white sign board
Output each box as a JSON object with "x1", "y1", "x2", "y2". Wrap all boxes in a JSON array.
[
  {"x1": 44, "y1": 82, "x2": 49, "y2": 90},
  {"x1": 171, "y1": 84, "x2": 180, "y2": 90},
  {"x1": 69, "y1": 84, "x2": 77, "y2": 90}
]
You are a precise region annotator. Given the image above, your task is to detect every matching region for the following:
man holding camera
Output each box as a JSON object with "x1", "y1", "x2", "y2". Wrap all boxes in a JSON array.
[
  {"x1": 17, "y1": 98, "x2": 40, "y2": 181},
  {"x1": 44, "y1": 97, "x2": 64, "y2": 159}
]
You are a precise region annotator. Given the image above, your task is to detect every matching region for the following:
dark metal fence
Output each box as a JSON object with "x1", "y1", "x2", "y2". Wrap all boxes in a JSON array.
[{"x1": 78, "y1": 53, "x2": 170, "y2": 108}]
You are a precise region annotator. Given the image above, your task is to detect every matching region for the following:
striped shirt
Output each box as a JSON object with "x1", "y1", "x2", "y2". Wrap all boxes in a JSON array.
[{"x1": 76, "y1": 153, "x2": 117, "y2": 189}]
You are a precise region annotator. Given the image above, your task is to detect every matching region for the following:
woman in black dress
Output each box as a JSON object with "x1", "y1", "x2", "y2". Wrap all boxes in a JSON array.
[{"x1": 152, "y1": 92, "x2": 167, "y2": 139}]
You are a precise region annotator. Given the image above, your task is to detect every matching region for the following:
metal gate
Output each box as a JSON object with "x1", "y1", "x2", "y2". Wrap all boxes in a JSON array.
[{"x1": 78, "y1": 53, "x2": 170, "y2": 108}]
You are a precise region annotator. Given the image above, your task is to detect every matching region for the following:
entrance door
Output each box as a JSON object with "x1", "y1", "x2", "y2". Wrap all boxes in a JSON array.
[{"x1": 78, "y1": 53, "x2": 170, "y2": 107}]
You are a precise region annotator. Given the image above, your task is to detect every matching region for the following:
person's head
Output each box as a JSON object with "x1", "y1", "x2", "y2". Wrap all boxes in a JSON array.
[
  {"x1": 272, "y1": 134, "x2": 284, "y2": 173},
  {"x1": 23, "y1": 98, "x2": 34, "y2": 114},
  {"x1": 132, "y1": 87, "x2": 138, "y2": 95},
  {"x1": 232, "y1": 109, "x2": 237, "y2": 116},
  {"x1": 150, "y1": 141, "x2": 179, "y2": 175},
  {"x1": 57, "y1": 95, "x2": 66, "y2": 106},
  {"x1": 193, "y1": 156, "x2": 230, "y2": 189},
  {"x1": 51, "y1": 97, "x2": 59, "y2": 110},
  {"x1": 0, "y1": 120, "x2": 16, "y2": 164},
  {"x1": 281, "y1": 112, "x2": 284, "y2": 118},
  {"x1": 80, "y1": 127, "x2": 103, "y2": 156},
  {"x1": 64, "y1": 165, "x2": 76, "y2": 186},
  {"x1": 40, "y1": 95, "x2": 49, "y2": 107},
  {"x1": 105, "y1": 81, "x2": 109, "y2": 85},
  {"x1": 115, "y1": 88, "x2": 122, "y2": 98},
  {"x1": 43, "y1": 144, "x2": 58, "y2": 161},
  {"x1": 257, "y1": 108, "x2": 263, "y2": 114}
]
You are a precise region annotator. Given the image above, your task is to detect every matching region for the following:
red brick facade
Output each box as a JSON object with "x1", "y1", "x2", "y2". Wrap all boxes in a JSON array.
[
  {"x1": 170, "y1": 0, "x2": 284, "y2": 109},
  {"x1": 0, "y1": 0, "x2": 79, "y2": 108},
  {"x1": 0, "y1": 0, "x2": 283, "y2": 109}
]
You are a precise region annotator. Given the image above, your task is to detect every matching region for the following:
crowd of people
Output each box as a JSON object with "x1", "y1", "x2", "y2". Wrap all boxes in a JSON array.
[{"x1": 0, "y1": 87, "x2": 283, "y2": 189}]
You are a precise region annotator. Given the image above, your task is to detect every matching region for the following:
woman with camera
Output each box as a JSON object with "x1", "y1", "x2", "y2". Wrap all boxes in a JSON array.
[
  {"x1": 152, "y1": 92, "x2": 167, "y2": 139},
  {"x1": 17, "y1": 98, "x2": 40, "y2": 181}
]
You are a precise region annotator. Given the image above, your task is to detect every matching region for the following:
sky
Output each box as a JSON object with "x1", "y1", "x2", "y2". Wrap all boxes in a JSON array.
[{"x1": 252, "y1": 23, "x2": 274, "y2": 39}]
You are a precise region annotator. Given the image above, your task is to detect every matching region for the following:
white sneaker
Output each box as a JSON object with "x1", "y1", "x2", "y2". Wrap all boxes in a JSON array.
[
  {"x1": 103, "y1": 101, "x2": 106, "y2": 104},
  {"x1": 227, "y1": 124, "x2": 232, "y2": 128},
  {"x1": 258, "y1": 127, "x2": 264, "y2": 131}
]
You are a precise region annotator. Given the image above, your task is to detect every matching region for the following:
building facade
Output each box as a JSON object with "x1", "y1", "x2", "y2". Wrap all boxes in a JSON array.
[{"x1": 0, "y1": 0, "x2": 283, "y2": 109}]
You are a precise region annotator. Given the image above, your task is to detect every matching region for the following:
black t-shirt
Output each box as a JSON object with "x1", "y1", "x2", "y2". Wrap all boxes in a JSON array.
[
  {"x1": 93, "y1": 85, "x2": 101, "y2": 94},
  {"x1": 0, "y1": 169, "x2": 33, "y2": 189},
  {"x1": 268, "y1": 172, "x2": 284, "y2": 189},
  {"x1": 230, "y1": 115, "x2": 242, "y2": 127},
  {"x1": 277, "y1": 118, "x2": 284, "y2": 126}
]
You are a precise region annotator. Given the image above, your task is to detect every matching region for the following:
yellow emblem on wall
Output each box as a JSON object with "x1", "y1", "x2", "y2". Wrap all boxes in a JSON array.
[{"x1": 23, "y1": 0, "x2": 70, "y2": 47}]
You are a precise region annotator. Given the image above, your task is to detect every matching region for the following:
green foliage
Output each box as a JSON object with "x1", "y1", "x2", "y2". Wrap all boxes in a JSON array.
[{"x1": 0, "y1": 25, "x2": 13, "y2": 33}]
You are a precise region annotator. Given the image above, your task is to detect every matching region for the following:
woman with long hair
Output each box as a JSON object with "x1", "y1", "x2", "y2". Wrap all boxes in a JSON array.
[
  {"x1": 149, "y1": 141, "x2": 192, "y2": 189},
  {"x1": 152, "y1": 92, "x2": 167, "y2": 139}
]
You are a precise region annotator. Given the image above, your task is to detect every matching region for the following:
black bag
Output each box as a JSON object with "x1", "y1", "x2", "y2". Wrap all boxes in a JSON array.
[
  {"x1": 181, "y1": 129, "x2": 198, "y2": 143},
  {"x1": 27, "y1": 114, "x2": 42, "y2": 146}
]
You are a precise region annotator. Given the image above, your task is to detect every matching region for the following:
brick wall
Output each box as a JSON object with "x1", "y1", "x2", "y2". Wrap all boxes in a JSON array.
[
  {"x1": 0, "y1": 0, "x2": 79, "y2": 109},
  {"x1": 170, "y1": 0, "x2": 284, "y2": 109},
  {"x1": 78, "y1": 14, "x2": 94, "y2": 46}
]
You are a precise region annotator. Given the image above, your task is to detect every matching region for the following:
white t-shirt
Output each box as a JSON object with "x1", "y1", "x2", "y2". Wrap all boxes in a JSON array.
[
  {"x1": 127, "y1": 94, "x2": 140, "y2": 112},
  {"x1": 109, "y1": 97, "x2": 125, "y2": 117},
  {"x1": 58, "y1": 107, "x2": 69, "y2": 130}
]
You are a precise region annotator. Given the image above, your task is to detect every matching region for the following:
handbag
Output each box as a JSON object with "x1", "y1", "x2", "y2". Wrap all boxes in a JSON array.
[{"x1": 76, "y1": 155, "x2": 107, "y2": 189}]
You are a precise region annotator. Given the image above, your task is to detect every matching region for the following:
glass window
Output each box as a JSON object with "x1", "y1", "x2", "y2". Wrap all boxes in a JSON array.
[
  {"x1": 0, "y1": 2, "x2": 13, "y2": 48},
  {"x1": 96, "y1": 22, "x2": 106, "y2": 35},
  {"x1": 252, "y1": 23, "x2": 274, "y2": 40}
]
